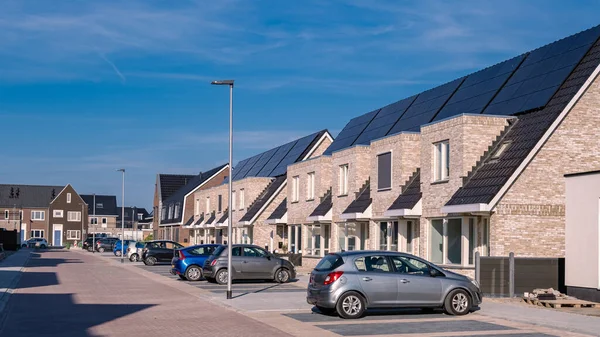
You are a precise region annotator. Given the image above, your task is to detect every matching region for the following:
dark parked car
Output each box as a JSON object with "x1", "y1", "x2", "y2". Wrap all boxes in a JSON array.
[
  {"x1": 83, "y1": 237, "x2": 102, "y2": 251},
  {"x1": 171, "y1": 244, "x2": 221, "y2": 281},
  {"x1": 95, "y1": 238, "x2": 119, "y2": 253},
  {"x1": 202, "y1": 244, "x2": 296, "y2": 285},
  {"x1": 306, "y1": 251, "x2": 482, "y2": 319},
  {"x1": 141, "y1": 240, "x2": 184, "y2": 266}
]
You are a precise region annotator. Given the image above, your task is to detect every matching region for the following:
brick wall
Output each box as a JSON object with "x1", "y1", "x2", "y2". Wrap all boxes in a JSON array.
[
  {"x1": 491, "y1": 75, "x2": 600, "y2": 257},
  {"x1": 252, "y1": 185, "x2": 287, "y2": 251},
  {"x1": 369, "y1": 133, "x2": 421, "y2": 219},
  {"x1": 287, "y1": 156, "x2": 333, "y2": 225}
]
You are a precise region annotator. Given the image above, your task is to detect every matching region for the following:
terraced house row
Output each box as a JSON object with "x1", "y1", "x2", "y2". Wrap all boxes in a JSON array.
[{"x1": 153, "y1": 25, "x2": 600, "y2": 278}]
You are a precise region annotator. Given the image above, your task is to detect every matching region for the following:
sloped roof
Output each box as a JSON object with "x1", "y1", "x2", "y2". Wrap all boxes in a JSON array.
[
  {"x1": 343, "y1": 181, "x2": 372, "y2": 214},
  {"x1": 117, "y1": 207, "x2": 151, "y2": 221},
  {"x1": 205, "y1": 212, "x2": 216, "y2": 225},
  {"x1": 324, "y1": 25, "x2": 600, "y2": 155},
  {"x1": 447, "y1": 32, "x2": 600, "y2": 206},
  {"x1": 194, "y1": 214, "x2": 204, "y2": 226},
  {"x1": 0, "y1": 184, "x2": 65, "y2": 208},
  {"x1": 267, "y1": 198, "x2": 287, "y2": 221},
  {"x1": 161, "y1": 164, "x2": 228, "y2": 225},
  {"x1": 217, "y1": 211, "x2": 228, "y2": 224},
  {"x1": 239, "y1": 176, "x2": 286, "y2": 223},
  {"x1": 158, "y1": 174, "x2": 196, "y2": 201},
  {"x1": 81, "y1": 195, "x2": 118, "y2": 216},
  {"x1": 309, "y1": 192, "x2": 332, "y2": 217},
  {"x1": 388, "y1": 169, "x2": 422, "y2": 211}
]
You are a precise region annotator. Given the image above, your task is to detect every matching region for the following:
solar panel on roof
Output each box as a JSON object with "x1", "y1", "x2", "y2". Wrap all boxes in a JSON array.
[
  {"x1": 245, "y1": 147, "x2": 278, "y2": 177},
  {"x1": 256, "y1": 140, "x2": 297, "y2": 177},
  {"x1": 269, "y1": 133, "x2": 319, "y2": 177},
  {"x1": 233, "y1": 154, "x2": 262, "y2": 181},
  {"x1": 231, "y1": 158, "x2": 250, "y2": 180},
  {"x1": 484, "y1": 25, "x2": 600, "y2": 116},
  {"x1": 433, "y1": 55, "x2": 526, "y2": 122},
  {"x1": 323, "y1": 109, "x2": 379, "y2": 155},
  {"x1": 389, "y1": 78, "x2": 464, "y2": 134},
  {"x1": 354, "y1": 95, "x2": 418, "y2": 145}
]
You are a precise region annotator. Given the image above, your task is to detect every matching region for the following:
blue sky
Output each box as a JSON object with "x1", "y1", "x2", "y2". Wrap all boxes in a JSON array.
[{"x1": 1, "y1": 0, "x2": 599, "y2": 209}]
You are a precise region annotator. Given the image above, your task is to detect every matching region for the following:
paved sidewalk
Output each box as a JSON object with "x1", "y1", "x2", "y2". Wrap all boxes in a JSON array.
[
  {"x1": 0, "y1": 250, "x2": 290, "y2": 337},
  {"x1": 0, "y1": 249, "x2": 31, "y2": 315},
  {"x1": 479, "y1": 300, "x2": 600, "y2": 336}
]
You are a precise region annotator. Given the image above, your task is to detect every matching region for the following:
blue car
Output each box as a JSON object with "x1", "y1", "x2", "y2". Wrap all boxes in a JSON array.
[
  {"x1": 171, "y1": 244, "x2": 221, "y2": 281},
  {"x1": 113, "y1": 240, "x2": 133, "y2": 256}
]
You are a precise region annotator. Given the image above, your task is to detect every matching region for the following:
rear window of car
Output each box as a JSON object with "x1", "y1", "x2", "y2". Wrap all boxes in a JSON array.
[
  {"x1": 187, "y1": 246, "x2": 217, "y2": 256},
  {"x1": 314, "y1": 254, "x2": 344, "y2": 271},
  {"x1": 212, "y1": 245, "x2": 226, "y2": 257}
]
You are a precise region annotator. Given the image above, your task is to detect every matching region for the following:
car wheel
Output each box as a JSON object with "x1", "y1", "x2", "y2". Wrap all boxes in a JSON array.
[
  {"x1": 178, "y1": 275, "x2": 187, "y2": 280},
  {"x1": 185, "y1": 266, "x2": 203, "y2": 281},
  {"x1": 336, "y1": 291, "x2": 366, "y2": 319},
  {"x1": 129, "y1": 253, "x2": 139, "y2": 262},
  {"x1": 21, "y1": 244, "x2": 26, "y2": 248},
  {"x1": 40, "y1": 245, "x2": 47, "y2": 249},
  {"x1": 115, "y1": 250, "x2": 122, "y2": 257},
  {"x1": 215, "y1": 269, "x2": 228, "y2": 285},
  {"x1": 444, "y1": 289, "x2": 471, "y2": 316},
  {"x1": 274, "y1": 268, "x2": 291, "y2": 283},
  {"x1": 144, "y1": 256, "x2": 157, "y2": 266},
  {"x1": 98, "y1": 247, "x2": 105, "y2": 253},
  {"x1": 316, "y1": 306, "x2": 337, "y2": 315}
]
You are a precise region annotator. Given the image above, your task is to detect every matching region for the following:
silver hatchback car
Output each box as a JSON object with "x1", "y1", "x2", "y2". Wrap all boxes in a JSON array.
[{"x1": 307, "y1": 251, "x2": 482, "y2": 319}]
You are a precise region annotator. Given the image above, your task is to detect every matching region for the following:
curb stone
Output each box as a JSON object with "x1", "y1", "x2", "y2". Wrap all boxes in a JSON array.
[{"x1": 0, "y1": 250, "x2": 32, "y2": 328}]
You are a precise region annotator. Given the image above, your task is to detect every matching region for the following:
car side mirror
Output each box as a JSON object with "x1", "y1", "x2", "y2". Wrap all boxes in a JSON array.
[
  {"x1": 266, "y1": 255, "x2": 272, "y2": 260},
  {"x1": 430, "y1": 269, "x2": 440, "y2": 277}
]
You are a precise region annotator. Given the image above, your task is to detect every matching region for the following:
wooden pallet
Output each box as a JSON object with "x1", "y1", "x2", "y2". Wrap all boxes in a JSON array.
[{"x1": 523, "y1": 298, "x2": 598, "y2": 308}]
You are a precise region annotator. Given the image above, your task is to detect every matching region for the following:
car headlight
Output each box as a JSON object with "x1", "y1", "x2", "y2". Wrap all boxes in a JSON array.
[{"x1": 468, "y1": 277, "x2": 480, "y2": 288}]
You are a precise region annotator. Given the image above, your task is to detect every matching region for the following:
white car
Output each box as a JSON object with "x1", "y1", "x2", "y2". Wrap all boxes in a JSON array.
[
  {"x1": 22, "y1": 238, "x2": 48, "y2": 248},
  {"x1": 127, "y1": 241, "x2": 145, "y2": 262}
]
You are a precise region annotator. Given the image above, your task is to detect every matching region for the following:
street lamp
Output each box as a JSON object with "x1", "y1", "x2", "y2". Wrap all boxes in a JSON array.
[
  {"x1": 211, "y1": 79, "x2": 234, "y2": 300},
  {"x1": 117, "y1": 168, "x2": 125, "y2": 263}
]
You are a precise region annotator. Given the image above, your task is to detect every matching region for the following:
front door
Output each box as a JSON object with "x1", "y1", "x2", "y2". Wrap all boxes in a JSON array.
[
  {"x1": 354, "y1": 255, "x2": 399, "y2": 306},
  {"x1": 216, "y1": 230, "x2": 223, "y2": 244},
  {"x1": 389, "y1": 255, "x2": 443, "y2": 304},
  {"x1": 54, "y1": 230, "x2": 62, "y2": 246}
]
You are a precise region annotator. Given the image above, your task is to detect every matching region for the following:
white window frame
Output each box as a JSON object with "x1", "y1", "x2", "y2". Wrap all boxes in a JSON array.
[
  {"x1": 67, "y1": 193, "x2": 72, "y2": 203},
  {"x1": 67, "y1": 211, "x2": 81, "y2": 222},
  {"x1": 31, "y1": 210, "x2": 45, "y2": 221},
  {"x1": 239, "y1": 189, "x2": 245, "y2": 209},
  {"x1": 206, "y1": 197, "x2": 210, "y2": 214},
  {"x1": 305, "y1": 224, "x2": 329, "y2": 257},
  {"x1": 195, "y1": 199, "x2": 200, "y2": 216},
  {"x1": 67, "y1": 230, "x2": 81, "y2": 240},
  {"x1": 138, "y1": 213, "x2": 143, "y2": 220},
  {"x1": 292, "y1": 176, "x2": 300, "y2": 202},
  {"x1": 53, "y1": 210, "x2": 64, "y2": 218},
  {"x1": 339, "y1": 164, "x2": 349, "y2": 195},
  {"x1": 429, "y1": 217, "x2": 477, "y2": 266},
  {"x1": 31, "y1": 229, "x2": 44, "y2": 238},
  {"x1": 433, "y1": 140, "x2": 450, "y2": 182},
  {"x1": 307, "y1": 172, "x2": 315, "y2": 200},
  {"x1": 101, "y1": 217, "x2": 107, "y2": 228},
  {"x1": 168, "y1": 205, "x2": 174, "y2": 219},
  {"x1": 174, "y1": 203, "x2": 180, "y2": 218},
  {"x1": 90, "y1": 217, "x2": 98, "y2": 225}
]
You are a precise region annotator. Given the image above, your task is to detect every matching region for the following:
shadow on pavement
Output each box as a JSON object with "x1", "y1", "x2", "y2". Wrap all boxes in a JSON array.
[
  {"x1": 25, "y1": 253, "x2": 83, "y2": 268},
  {"x1": 0, "y1": 293, "x2": 155, "y2": 337}
]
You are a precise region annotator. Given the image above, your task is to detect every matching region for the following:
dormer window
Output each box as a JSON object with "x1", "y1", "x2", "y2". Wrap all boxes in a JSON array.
[{"x1": 433, "y1": 141, "x2": 450, "y2": 182}]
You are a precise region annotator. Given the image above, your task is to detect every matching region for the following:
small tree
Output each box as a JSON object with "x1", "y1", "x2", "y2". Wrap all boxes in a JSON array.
[{"x1": 144, "y1": 233, "x2": 153, "y2": 241}]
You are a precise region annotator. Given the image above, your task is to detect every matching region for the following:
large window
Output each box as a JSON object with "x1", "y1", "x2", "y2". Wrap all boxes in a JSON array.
[
  {"x1": 53, "y1": 210, "x2": 63, "y2": 218},
  {"x1": 306, "y1": 172, "x2": 315, "y2": 200},
  {"x1": 430, "y1": 218, "x2": 471, "y2": 265},
  {"x1": 161, "y1": 207, "x2": 166, "y2": 220},
  {"x1": 67, "y1": 230, "x2": 81, "y2": 240},
  {"x1": 206, "y1": 197, "x2": 210, "y2": 213},
  {"x1": 447, "y1": 219, "x2": 462, "y2": 264},
  {"x1": 195, "y1": 199, "x2": 200, "y2": 215},
  {"x1": 306, "y1": 224, "x2": 329, "y2": 257},
  {"x1": 433, "y1": 141, "x2": 450, "y2": 182},
  {"x1": 377, "y1": 152, "x2": 392, "y2": 190},
  {"x1": 231, "y1": 192, "x2": 236, "y2": 212},
  {"x1": 292, "y1": 176, "x2": 300, "y2": 202},
  {"x1": 339, "y1": 164, "x2": 349, "y2": 195},
  {"x1": 30, "y1": 230, "x2": 44, "y2": 238},
  {"x1": 175, "y1": 203, "x2": 180, "y2": 218},
  {"x1": 218, "y1": 195, "x2": 222, "y2": 212},
  {"x1": 67, "y1": 211, "x2": 81, "y2": 222},
  {"x1": 31, "y1": 211, "x2": 45, "y2": 221},
  {"x1": 430, "y1": 219, "x2": 444, "y2": 264},
  {"x1": 168, "y1": 205, "x2": 174, "y2": 219}
]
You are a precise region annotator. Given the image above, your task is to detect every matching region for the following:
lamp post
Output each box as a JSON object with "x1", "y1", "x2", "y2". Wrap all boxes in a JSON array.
[
  {"x1": 211, "y1": 79, "x2": 234, "y2": 300},
  {"x1": 92, "y1": 194, "x2": 95, "y2": 254},
  {"x1": 117, "y1": 168, "x2": 125, "y2": 263}
]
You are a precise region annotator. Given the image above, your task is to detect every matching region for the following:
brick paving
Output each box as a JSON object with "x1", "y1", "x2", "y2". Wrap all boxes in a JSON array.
[{"x1": 0, "y1": 250, "x2": 289, "y2": 337}]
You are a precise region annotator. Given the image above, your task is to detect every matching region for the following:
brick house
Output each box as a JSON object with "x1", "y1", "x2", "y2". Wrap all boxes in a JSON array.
[
  {"x1": 81, "y1": 194, "x2": 118, "y2": 237},
  {"x1": 48, "y1": 184, "x2": 88, "y2": 246},
  {"x1": 284, "y1": 25, "x2": 600, "y2": 271},
  {"x1": 159, "y1": 165, "x2": 228, "y2": 245},
  {"x1": 152, "y1": 173, "x2": 196, "y2": 240},
  {"x1": 194, "y1": 130, "x2": 333, "y2": 251}
]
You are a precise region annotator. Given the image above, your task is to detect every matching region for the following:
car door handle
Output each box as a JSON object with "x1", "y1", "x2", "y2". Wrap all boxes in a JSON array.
[
  {"x1": 362, "y1": 277, "x2": 372, "y2": 281},
  {"x1": 400, "y1": 279, "x2": 410, "y2": 284}
]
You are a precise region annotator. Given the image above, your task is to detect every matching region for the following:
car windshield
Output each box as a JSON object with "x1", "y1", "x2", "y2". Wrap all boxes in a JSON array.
[
  {"x1": 315, "y1": 254, "x2": 344, "y2": 271},
  {"x1": 212, "y1": 245, "x2": 226, "y2": 257}
]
